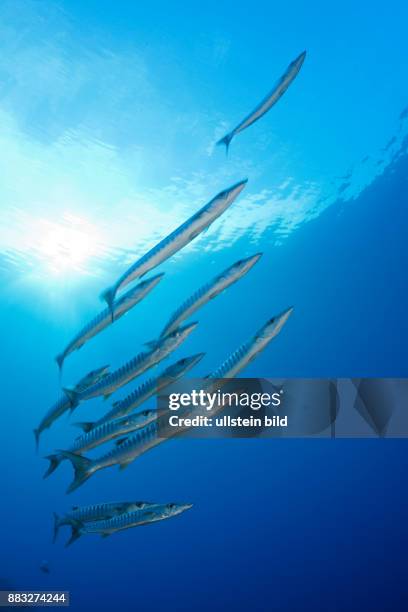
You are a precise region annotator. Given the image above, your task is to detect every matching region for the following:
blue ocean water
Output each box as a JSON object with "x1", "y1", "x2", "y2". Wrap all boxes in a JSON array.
[{"x1": 1, "y1": 1, "x2": 408, "y2": 610}]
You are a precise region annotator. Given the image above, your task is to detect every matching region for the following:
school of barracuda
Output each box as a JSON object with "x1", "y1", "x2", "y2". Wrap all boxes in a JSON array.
[{"x1": 36, "y1": 50, "x2": 306, "y2": 546}]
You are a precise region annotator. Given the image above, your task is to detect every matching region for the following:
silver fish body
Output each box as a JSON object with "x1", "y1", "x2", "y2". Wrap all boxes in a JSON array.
[
  {"x1": 217, "y1": 51, "x2": 306, "y2": 152},
  {"x1": 43, "y1": 409, "x2": 160, "y2": 479},
  {"x1": 101, "y1": 180, "x2": 248, "y2": 313},
  {"x1": 56, "y1": 274, "x2": 164, "y2": 372},
  {"x1": 207, "y1": 307, "x2": 294, "y2": 379},
  {"x1": 65, "y1": 322, "x2": 198, "y2": 404},
  {"x1": 60, "y1": 420, "x2": 162, "y2": 492},
  {"x1": 33, "y1": 365, "x2": 110, "y2": 451},
  {"x1": 80, "y1": 502, "x2": 193, "y2": 537},
  {"x1": 96, "y1": 352, "x2": 205, "y2": 426},
  {"x1": 160, "y1": 253, "x2": 262, "y2": 337},
  {"x1": 71, "y1": 410, "x2": 159, "y2": 453},
  {"x1": 53, "y1": 500, "x2": 154, "y2": 546}
]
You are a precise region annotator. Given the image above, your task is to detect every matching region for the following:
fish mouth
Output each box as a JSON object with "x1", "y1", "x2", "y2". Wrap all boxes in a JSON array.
[
  {"x1": 146, "y1": 272, "x2": 165, "y2": 284},
  {"x1": 186, "y1": 352, "x2": 206, "y2": 365},
  {"x1": 278, "y1": 306, "x2": 294, "y2": 321},
  {"x1": 176, "y1": 321, "x2": 199, "y2": 336},
  {"x1": 268, "y1": 306, "x2": 294, "y2": 325},
  {"x1": 179, "y1": 503, "x2": 193, "y2": 513},
  {"x1": 226, "y1": 178, "x2": 248, "y2": 200},
  {"x1": 241, "y1": 252, "x2": 263, "y2": 268}
]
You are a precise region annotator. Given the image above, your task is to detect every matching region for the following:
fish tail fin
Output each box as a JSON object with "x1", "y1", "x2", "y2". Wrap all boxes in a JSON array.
[
  {"x1": 65, "y1": 523, "x2": 82, "y2": 548},
  {"x1": 52, "y1": 512, "x2": 60, "y2": 543},
  {"x1": 216, "y1": 133, "x2": 233, "y2": 155},
  {"x1": 58, "y1": 451, "x2": 93, "y2": 494},
  {"x1": 73, "y1": 421, "x2": 94, "y2": 433},
  {"x1": 43, "y1": 453, "x2": 64, "y2": 479},
  {"x1": 100, "y1": 287, "x2": 116, "y2": 322},
  {"x1": 63, "y1": 387, "x2": 80, "y2": 407},
  {"x1": 34, "y1": 429, "x2": 41, "y2": 453}
]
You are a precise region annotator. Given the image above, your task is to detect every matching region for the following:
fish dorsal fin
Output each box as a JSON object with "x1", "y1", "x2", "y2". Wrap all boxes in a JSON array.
[
  {"x1": 115, "y1": 437, "x2": 128, "y2": 447},
  {"x1": 144, "y1": 340, "x2": 158, "y2": 350},
  {"x1": 73, "y1": 421, "x2": 94, "y2": 433}
]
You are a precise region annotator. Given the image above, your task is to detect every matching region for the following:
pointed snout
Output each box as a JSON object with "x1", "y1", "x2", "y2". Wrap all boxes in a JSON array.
[
  {"x1": 224, "y1": 178, "x2": 248, "y2": 203},
  {"x1": 240, "y1": 252, "x2": 263, "y2": 271},
  {"x1": 147, "y1": 271, "x2": 166, "y2": 284},
  {"x1": 187, "y1": 352, "x2": 206, "y2": 366},
  {"x1": 178, "y1": 503, "x2": 193, "y2": 513},
  {"x1": 177, "y1": 321, "x2": 199, "y2": 337},
  {"x1": 278, "y1": 306, "x2": 294, "y2": 324},
  {"x1": 294, "y1": 50, "x2": 307, "y2": 68}
]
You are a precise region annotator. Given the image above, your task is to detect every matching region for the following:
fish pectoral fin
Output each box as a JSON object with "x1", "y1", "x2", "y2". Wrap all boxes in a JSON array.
[
  {"x1": 119, "y1": 460, "x2": 133, "y2": 471},
  {"x1": 101, "y1": 532, "x2": 111, "y2": 538},
  {"x1": 115, "y1": 437, "x2": 128, "y2": 447},
  {"x1": 188, "y1": 229, "x2": 201, "y2": 241},
  {"x1": 103, "y1": 393, "x2": 112, "y2": 401}
]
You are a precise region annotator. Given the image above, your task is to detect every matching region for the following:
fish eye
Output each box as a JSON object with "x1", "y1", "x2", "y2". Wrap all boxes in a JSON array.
[
  {"x1": 136, "y1": 502, "x2": 145, "y2": 509},
  {"x1": 167, "y1": 503, "x2": 176, "y2": 509},
  {"x1": 142, "y1": 410, "x2": 149, "y2": 416}
]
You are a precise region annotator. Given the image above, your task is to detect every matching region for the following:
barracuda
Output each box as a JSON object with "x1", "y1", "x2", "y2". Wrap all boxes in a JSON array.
[
  {"x1": 101, "y1": 180, "x2": 248, "y2": 316},
  {"x1": 33, "y1": 365, "x2": 110, "y2": 452},
  {"x1": 160, "y1": 253, "x2": 262, "y2": 338},
  {"x1": 63, "y1": 321, "x2": 198, "y2": 405},
  {"x1": 53, "y1": 500, "x2": 157, "y2": 546},
  {"x1": 93, "y1": 352, "x2": 205, "y2": 427},
  {"x1": 60, "y1": 420, "x2": 162, "y2": 493},
  {"x1": 206, "y1": 307, "x2": 294, "y2": 379},
  {"x1": 78, "y1": 502, "x2": 193, "y2": 539},
  {"x1": 56, "y1": 274, "x2": 164, "y2": 373},
  {"x1": 61, "y1": 308, "x2": 292, "y2": 493},
  {"x1": 43, "y1": 408, "x2": 160, "y2": 479},
  {"x1": 217, "y1": 51, "x2": 306, "y2": 153}
]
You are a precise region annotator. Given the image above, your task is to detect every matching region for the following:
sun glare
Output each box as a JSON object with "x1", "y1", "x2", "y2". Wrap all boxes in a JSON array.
[{"x1": 35, "y1": 215, "x2": 103, "y2": 276}]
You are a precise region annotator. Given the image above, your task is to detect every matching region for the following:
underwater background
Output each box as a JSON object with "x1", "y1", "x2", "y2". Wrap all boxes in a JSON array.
[{"x1": 1, "y1": 0, "x2": 408, "y2": 610}]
